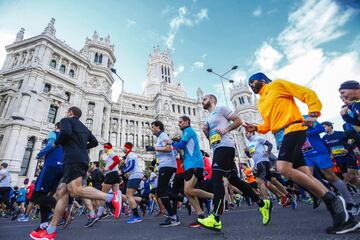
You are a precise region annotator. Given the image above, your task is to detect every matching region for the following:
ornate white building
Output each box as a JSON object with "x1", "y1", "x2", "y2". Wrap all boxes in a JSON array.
[{"x1": 0, "y1": 19, "x2": 272, "y2": 186}]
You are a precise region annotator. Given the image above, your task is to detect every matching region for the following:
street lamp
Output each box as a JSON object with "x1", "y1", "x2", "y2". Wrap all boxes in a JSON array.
[
  {"x1": 110, "y1": 68, "x2": 125, "y2": 147},
  {"x1": 206, "y1": 66, "x2": 237, "y2": 107}
]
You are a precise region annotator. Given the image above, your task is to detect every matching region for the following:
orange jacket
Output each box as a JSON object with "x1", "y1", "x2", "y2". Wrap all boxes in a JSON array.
[{"x1": 256, "y1": 80, "x2": 322, "y2": 135}]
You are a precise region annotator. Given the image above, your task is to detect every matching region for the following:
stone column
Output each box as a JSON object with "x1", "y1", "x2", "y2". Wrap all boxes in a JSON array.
[
  {"x1": 27, "y1": 138, "x2": 43, "y2": 181},
  {"x1": 0, "y1": 96, "x2": 11, "y2": 118},
  {"x1": 18, "y1": 94, "x2": 31, "y2": 115}
]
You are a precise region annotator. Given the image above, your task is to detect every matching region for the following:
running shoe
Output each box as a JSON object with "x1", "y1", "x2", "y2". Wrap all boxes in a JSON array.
[
  {"x1": 127, "y1": 216, "x2": 142, "y2": 224},
  {"x1": 111, "y1": 190, "x2": 122, "y2": 219},
  {"x1": 189, "y1": 222, "x2": 201, "y2": 228},
  {"x1": 98, "y1": 212, "x2": 110, "y2": 221},
  {"x1": 84, "y1": 216, "x2": 99, "y2": 228},
  {"x1": 11, "y1": 209, "x2": 20, "y2": 221},
  {"x1": 347, "y1": 203, "x2": 360, "y2": 216},
  {"x1": 259, "y1": 199, "x2": 272, "y2": 225},
  {"x1": 17, "y1": 215, "x2": 30, "y2": 222},
  {"x1": 326, "y1": 215, "x2": 360, "y2": 234},
  {"x1": 29, "y1": 229, "x2": 56, "y2": 240},
  {"x1": 160, "y1": 216, "x2": 180, "y2": 227},
  {"x1": 313, "y1": 198, "x2": 321, "y2": 210},
  {"x1": 197, "y1": 214, "x2": 221, "y2": 232},
  {"x1": 328, "y1": 195, "x2": 349, "y2": 227},
  {"x1": 290, "y1": 194, "x2": 297, "y2": 210}
]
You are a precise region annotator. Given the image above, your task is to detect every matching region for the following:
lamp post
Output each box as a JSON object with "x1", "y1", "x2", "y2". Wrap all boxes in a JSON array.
[
  {"x1": 206, "y1": 65, "x2": 242, "y2": 159},
  {"x1": 206, "y1": 66, "x2": 237, "y2": 108},
  {"x1": 111, "y1": 68, "x2": 125, "y2": 147}
]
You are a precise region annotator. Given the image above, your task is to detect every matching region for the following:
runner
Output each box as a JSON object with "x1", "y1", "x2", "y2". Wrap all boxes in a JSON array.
[
  {"x1": 146, "y1": 120, "x2": 179, "y2": 227},
  {"x1": 97, "y1": 143, "x2": 121, "y2": 221},
  {"x1": 244, "y1": 72, "x2": 359, "y2": 234},
  {"x1": 198, "y1": 94, "x2": 269, "y2": 232},
  {"x1": 30, "y1": 106, "x2": 121, "y2": 240},
  {"x1": 339, "y1": 80, "x2": 360, "y2": 127},
  {"x1": 0, "y1": 162, "x2": 18, "y2": 220},
  {"x1": 167, "y1": 115, "x2": 214, "y2": 226},
  {"x1": 121, "y1": 142, "x2": 143, "y2": 224}
]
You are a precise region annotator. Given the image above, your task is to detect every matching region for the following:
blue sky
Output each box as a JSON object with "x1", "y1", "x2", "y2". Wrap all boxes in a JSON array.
[{"x1": 0, "y1": 0, "x2": 360, "y2": 129}]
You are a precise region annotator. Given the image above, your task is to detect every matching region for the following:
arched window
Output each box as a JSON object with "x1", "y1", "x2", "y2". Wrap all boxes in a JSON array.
[
  {"x1": 94, "y1": 53, "x2": 98, "y2": 63},
  {"x1": 69, "y1": 69, "x2": 75, "y2": 78},
  {"x1": 161, "y1": 66, "x2": 164, "y2": 74},
  {"x1": 50, "y1": 59, "x2": 56, "y2": 69},
  {"x1": 85, "y1": 119, "x2": 93, "y2": 130},
  {"x1": 99, "y1": 54, "x2": 103, "y2": 64},
  {"x1": 60, "y1": 65, "x2": 66, "y2": 73},
  {"x1": 88, "y1": 102, "x2": 95, "y2": 114},
  {"x1": 20, "y1": 136, "x2": 35, "y2": 176},
  {"x1": 101, "y1": 123, "x2": 105, "y2": 137},
  {"x1": 47, "y1": 105, "x2": 58, "y2": 123}
]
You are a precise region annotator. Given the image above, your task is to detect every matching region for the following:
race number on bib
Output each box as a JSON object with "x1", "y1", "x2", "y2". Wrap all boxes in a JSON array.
[
  {"x1": 209, "y1": 131, "x2": 221, "y2": 146},
  {"x1": 330, "y1": 146, "x2": 346, "y2": 157}
]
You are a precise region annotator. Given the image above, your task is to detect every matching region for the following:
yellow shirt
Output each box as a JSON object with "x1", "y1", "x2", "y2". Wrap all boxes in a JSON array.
[{"x1": 256, "y1": 79, "x2": 322, "y2": 135}]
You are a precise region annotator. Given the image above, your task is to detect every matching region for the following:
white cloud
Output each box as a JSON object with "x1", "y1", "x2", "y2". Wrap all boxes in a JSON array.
[
  {"x1": 195, "y1": 8, "x2": 208, "y2": 23},
  {"x1": 126, "y1": 19, "x2": 136, "y2": 28},
  {"x1": 165, "y1": 7, "x2": 208, "y2": 48},
  {"x1": 254, "y1": 43, "x2": 283, "y2": 71},
  {"x1": 253, "y1": 7, "x2": 262, "y2": 17},
  {"x1": 174, "y1": 65, "x2": 185, "y2": 77},
  {"x1": 0, "y1": 32, "x2": 14, "y2": 69},
  {"x1": 231, "y1": 69, "x2": 247, "y2": 82},
  {"x1": 251, "y1": 0, "x2": 360, "y2": 124},
  {"x1": 193, "y1": 61, "x2": 204, "y2": 69}
]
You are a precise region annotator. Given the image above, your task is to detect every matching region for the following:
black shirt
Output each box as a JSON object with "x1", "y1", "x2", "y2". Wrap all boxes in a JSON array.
[{"x1": 54, "y1": 117, "x2": 98, "y2": 164}]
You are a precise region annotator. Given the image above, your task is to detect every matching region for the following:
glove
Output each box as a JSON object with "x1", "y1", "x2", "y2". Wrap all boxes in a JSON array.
[{"x1": 146, "y1": 146, "x2": 155, "y2": 151}]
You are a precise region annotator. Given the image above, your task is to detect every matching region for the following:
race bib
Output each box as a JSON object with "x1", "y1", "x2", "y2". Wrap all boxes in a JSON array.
[
  {"x1": 302, "y1": 139, "x2": 313, "y2": 153},
  {"x1": 331, "y1": 146, "x2": 346, "y2": 157},
  {"x1": 274, "y1": 128, "x2": 285, "y2": 150},
  {"x1": 248, "y1": 146, "x2": 256, "y2": 155},
  {"x1": 209, "y1": 131, "x2": 221, "y2": 146}
]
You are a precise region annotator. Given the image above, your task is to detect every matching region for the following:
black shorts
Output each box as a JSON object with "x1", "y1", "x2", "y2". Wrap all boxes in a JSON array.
[
  {"x1": 184, "y1": 168, "x2": 204, "y2": 182},
  {"x1": 62, "y1": 162, "x2": 88, "y2": 184},
  {"x1": 255, "y1": 161, "x2": 271, "y2": 182},
  {"x1": 127, "y1": 178, "x2": 142, "y2": 190},
  {"x1": 104, "y1": 171, "x2": 120, "y2": 185},
  {"x1": 278, "y1": 130, "x2": 306, "y2": 169}
]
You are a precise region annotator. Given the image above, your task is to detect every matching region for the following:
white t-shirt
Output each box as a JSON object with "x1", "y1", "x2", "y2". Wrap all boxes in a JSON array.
[
  {"x1": 206, "y1": 106, "x2": 235, "y2": 150},
  {"x1": 246, "y1": 136, "x2": 269, "y2": 165},
  {"x1": 104, "y1": 151, "x2": 119, "y2": 174},
  {"x1": 125, "y1": 152, "x2": 143, "y2": 180},
  {"x1": 156, "y1": 132, "x2": 177, "y2": 169},
  {"x1": 0, "y1": 169, "x2": 11, "y2": 187}
]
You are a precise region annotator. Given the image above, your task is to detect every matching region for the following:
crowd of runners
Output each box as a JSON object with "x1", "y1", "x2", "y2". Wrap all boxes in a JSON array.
[{"x1": 1, "y1": 73, "x2": 360, "y2": 239}]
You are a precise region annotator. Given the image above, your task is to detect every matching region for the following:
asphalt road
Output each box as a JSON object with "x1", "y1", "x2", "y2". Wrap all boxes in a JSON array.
[{"x1": 1, "y1": 200, "x2": 360, "y2": 240}]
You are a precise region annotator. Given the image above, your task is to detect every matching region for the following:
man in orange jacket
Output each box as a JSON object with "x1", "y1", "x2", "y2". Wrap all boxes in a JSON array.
[{"x1": 244, "y1": 72, "x2": 359, "y2": 234}]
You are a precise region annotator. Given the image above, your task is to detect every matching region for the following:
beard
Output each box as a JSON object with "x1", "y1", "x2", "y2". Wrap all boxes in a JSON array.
[
  {"x1": 250, "y1": 81, "x2": 264, "y2": 94},
  {"x1": 202, "y1": 102, "x2": 210, "y2": 109}
]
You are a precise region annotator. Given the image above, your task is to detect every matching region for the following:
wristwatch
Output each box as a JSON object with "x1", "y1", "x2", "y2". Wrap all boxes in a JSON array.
[{"x1": 309, "y1": 112, "x2": 320, "y2": 118}]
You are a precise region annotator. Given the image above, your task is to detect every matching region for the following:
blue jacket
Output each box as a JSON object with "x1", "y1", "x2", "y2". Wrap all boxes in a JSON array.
[
  {"x1": 342, "y1": 101, "x2": 360, "y2": 127},
  {"x1": 37, "y1": 131, "x2": 64, "y2": 168}
]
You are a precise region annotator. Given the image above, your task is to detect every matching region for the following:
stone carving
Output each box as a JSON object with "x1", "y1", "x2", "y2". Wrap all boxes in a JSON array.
[
  {"x1": 92, "y1": 31, "x2": 98, "y2": 41},
  {"x1": 27, "y1": 50, "x2": 34, "y2": 63},
  {"x1": 105, "y1": 35, "x2": 110, "y2": 44},
  {"x1": 15, "y1": 28, "x2": 25, "y2": 42},
  {"x1": 42, "y1": 18, "x2": 56, "y2": 36},
  {"x1": 12, "y1": 55, "x2": 19, "y2": 67}
]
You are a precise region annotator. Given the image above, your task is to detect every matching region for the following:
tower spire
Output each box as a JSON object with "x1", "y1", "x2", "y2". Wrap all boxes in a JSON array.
[{"x1": 42, "y1": 18, "x2": 56, "y2": 37}]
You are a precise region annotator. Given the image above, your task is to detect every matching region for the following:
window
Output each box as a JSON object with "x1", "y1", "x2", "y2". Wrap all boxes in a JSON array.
[
  {"x1": 69, "y1": 69, "x2": 75, "y2": 78},
  {"x1": 172, "y1": 104, "x2": 175, "y2": 112},
  {"x1": 94, "y1": 53, "x2": 98, "y2": 63},
  {"x1": 47, "y1": 105, "x2": 58, "y2": 123},
  {"x1": 0, "y1": 135, "x2": 3, "y2": 148},
  {"x1": 88, "y1": 102, "x2": 95, "y2": 114},
  {"x1": 239, "y1": 96, "x2": 245, "y2": 105},
  {"x1": 139, "y1": 105, "x2": 142, "y2": 109},
  {"x1": 50, "y1": 59, "x2": 56, "y2": 69},
  {"x1": 178, "y1": 105, "x2": 180, "y2": 113},
  {"x1": 193, "y1": 108, "x2": 196, "y2": 116},
  {"x1": 132, "y1": 104, "x2": 136, "y2": 108},
  {"x1": 18, "y1": 80, "x2": 23, "y2": 89},
  {"x1": 188, "y1": 107, "x2": 191, "y2": 115},
  {"x1": 161, "y1": 66, "x2": 164, "y2": 74},
  {"x1": 20, "y1": 136, "x2": 35, "y2": 176},
  {"x1": 145, "y1": 106, "x2": 148, "y2": 110},
  {"x1": 65, "y1": 92, "x2": 70, "y2": 102},
  {"x1": 86, "y1": 119, "x2": 93, "y2": 130},
  {"x1": 101, "y1": 123, "x2": 105, "y2": 137},
  {"x1": 43, "y1": 83, "x2": 51, "y2": 93},
  {"x1": 60, "y1": 65, "x2": 66, "y2": 74},
  {"x1": 99, "y1": 54, "x2": 103, "y2": 64}
]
